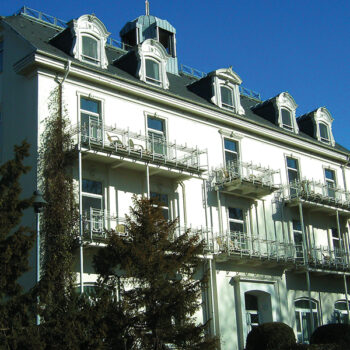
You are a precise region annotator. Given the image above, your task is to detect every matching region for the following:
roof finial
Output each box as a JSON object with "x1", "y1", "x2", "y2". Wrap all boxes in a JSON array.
[{"x1": 145, "y1": 0, "x2": 150, "y2": 15}]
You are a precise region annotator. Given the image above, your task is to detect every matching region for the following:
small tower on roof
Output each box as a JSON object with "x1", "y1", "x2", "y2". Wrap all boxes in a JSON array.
[{"x1": 120, "y1": 2, "x2": 178, "y2": 74}]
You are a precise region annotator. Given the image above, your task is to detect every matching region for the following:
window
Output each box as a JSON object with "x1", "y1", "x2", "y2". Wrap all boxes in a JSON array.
[
  {"x1": 228, "y1": 207, "x2": 247, "y2": 250},
  {"x1": 82, "y1": 36, "x2": 99, "y2": 64},
  {"x1": 293, "y1": 220, "x2": 304, "y2": 260},
  {"x1": 281, "y1": 108, "x2": 293, "y2": 131},
  {"x1": 319, "y1": 123, "x2": 330, "y2": 143},
  {"x1": 80, "y1": 97, "x2": 102, "y2": 144},
  {"x1": 324, "y1": 169, "x2": 336, "y2": 199},
  {"x1": 295, "y1": 299, "x2": 319, "y2": 343},
  {"x1": 334, "y1": 301, "x2": 349, "y2": 324},
  {"x1": 158, "y1": 28, "x2": 175, "y2": 57},
  {"x1": 147, "y1": 116, "x2": 166, "y2": 156},
  {"x1": 145, "y1": 59, "x2": 161, "y2": 86},
  {"x1": 220, "y1": 86, "x2": 234, "y2": 110},
  {"x1": 0, "y1": 41, "x2": 3, "y2": 72},
  {"x1": 82, "y1": 179, "x2": 103, "y2": 237},
  {"x1": 286, "y1": 157, "x2": 299, "y2": 197},
  {"x1": 224, "y1": 138, "x2": 239, "y2": 171},
  {"x1": 245, "y1": 293, "x2": 260, "y2": 332},
  {"x1": 150, "y1": 192, "x2": 169, "y2": 220}
]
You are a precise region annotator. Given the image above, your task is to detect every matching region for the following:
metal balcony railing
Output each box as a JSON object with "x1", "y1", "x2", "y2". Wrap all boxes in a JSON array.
[
  {"x1": 308, "y1": 245, "x2": 349, "y2": 269},
  {"x1": 283, "y1": 180, "x2": 350, "y2": 210},
  {"x1": 72, "y1": 121, "x2": 208, "y2": 173},
  {"x1": 208, "y1": 161, "x2": 280, "y2": 191},
  {"x1": 82, "y1": 209, "x2": 127, "y2": 242},
  {"x1": 213, "y1": 231, "x2": 296, "y2": 262}
]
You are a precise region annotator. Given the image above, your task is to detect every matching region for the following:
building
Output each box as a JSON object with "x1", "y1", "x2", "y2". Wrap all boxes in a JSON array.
[{"x1": 1, "y1": 5, "x2": 350, "y2": 349}]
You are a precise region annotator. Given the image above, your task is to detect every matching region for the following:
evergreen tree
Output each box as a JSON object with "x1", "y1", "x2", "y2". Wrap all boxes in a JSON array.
[
  {"x1": 94, "y1": 196, "x2": 218, "y2": 349},
  {"x1": 0, "y1": 141, "x2": 40, "y2": 347}
]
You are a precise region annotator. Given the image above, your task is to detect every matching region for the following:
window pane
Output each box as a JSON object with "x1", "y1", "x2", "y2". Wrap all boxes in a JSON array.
[
  {"x1": 288, "y1": 169, "x2": 299, "y2": 183},
  {"x1": 81, "y1": 97, "x2": 100, "y2": 114},
  {"x1": 82, "y1": 196, "x2": 102, "y2": 212},
  {"x1": 319, "y1": 123, "x2": 329, "y2": 140},
  {"x1": 148, "y1": 117, "x2": 164, "y2": 132},
  {"x1": 281, "y1": 109, "x2": 292, "y2": 127},
  {"x1": 224, "y1": 139, "x2": 237, "y2": 152},
  {"x1": 230, "y1": 221, "x2": 244, "y2": 232},
  {"x1": 295, "y1": 299, "x2": 316, "y2": 309},
  {"x1": 82, "y1": 179, "x2": 102, "y2": 195},
  {"x1": 325, "y1": 169, "x2": 335, "y2": 180},
  {"x1": 335, "y1": 301, "x2": 349, "y2": 311},
  {"x1": 245, "y1": 294, "x2": 258, "y2": 310},
  {"x1": 82, "y1": 36, "x2": 98, "y2": 59},
  {"x1": 146, "y1": 59, "x2": 160, "y2": 81},
  {"x1": 229, "y1": 207, "x2": 243, "y2": 220},
  {"x1": 287, "y1": 157, "x2": 298, "y2": 170},
  {"x1": 220, "y1": 86, "x2": 233, "y2": 107},
  {"x1": 225, "y1": 152, "x2": 238, "y2": 166}
]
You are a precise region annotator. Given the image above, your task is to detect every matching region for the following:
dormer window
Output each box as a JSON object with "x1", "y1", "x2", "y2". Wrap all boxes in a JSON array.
[
  {"x1": 220, "y1": 86, "x2": 234, "y2": 110},
  {"x1": 281, "y1": 108, "x2": 293, "y2": 131},
  {"x1": 68, "y1": 14, "x2": 110, "y2": 69},
  {"x1": 145, "y1": 59, "x2": 161, "y2": 86},
  {"x1": 137, "y1": 39, "x2": 169, "y2": 89},
  {"x1": 209, "y1": 67, "x2": 245, "y2": 115},
  {"x1": 82, "y1": 35, "x2": 99, "y2": 64},
  {"x1": 319, "y1": 122, "x2": 330, "y2": 143}
]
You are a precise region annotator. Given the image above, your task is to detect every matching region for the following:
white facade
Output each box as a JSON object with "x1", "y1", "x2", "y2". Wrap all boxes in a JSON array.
[{"x1": 1, "y1": 8, "x2": 350, "y2": 349}]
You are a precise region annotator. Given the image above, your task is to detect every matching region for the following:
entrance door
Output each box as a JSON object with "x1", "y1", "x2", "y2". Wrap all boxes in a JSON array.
[{"x1": 295, "y1": 299, "x2": 319, "y2": 343}]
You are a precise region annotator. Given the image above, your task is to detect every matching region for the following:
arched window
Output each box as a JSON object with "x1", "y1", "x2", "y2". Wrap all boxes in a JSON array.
[
  {"x1": 319, "y1": 123, "x2": 330, "y2": 143},
  {"x1": 281, "y1": 108, "x2": 293, "y2": 131},
  {"x1": 220, "y1": 86, "x2": 234, "y2": 110},
  {"x1": 295, "y1": 298, "x2": 319, "y2": 344},
  {"x1": 81, "y1": 35, "x2": 99, "y2": 64},
  {"x1": 334, "y1": 300, "x2": 349, "y2": 324},
  {"x1": 145, "y1": 59, "x2": 161, "y2": 86}
]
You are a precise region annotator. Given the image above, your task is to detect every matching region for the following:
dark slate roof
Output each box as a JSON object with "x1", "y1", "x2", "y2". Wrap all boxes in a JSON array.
[{"x1": 3, "y1": 14, "x2": 349, "y2": 155}]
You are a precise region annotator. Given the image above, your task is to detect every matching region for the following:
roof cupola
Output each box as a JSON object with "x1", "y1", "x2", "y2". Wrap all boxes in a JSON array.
[{"x1": 119, "y1": 2, "x2": 178, "y2": 74}]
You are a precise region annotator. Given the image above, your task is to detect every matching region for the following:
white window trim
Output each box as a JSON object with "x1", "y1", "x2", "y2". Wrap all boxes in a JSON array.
[
  {"x1": 313, "y1": 107, "x2": 335, "y2": 146},
  {"x1": 69, "y1": 14, "x2": 110, "y2": 69},
  {"x1": 284, "y1": 154, "x2": 302, "y2": 185},
  {"x1": 275, "y1": 92, "x2": 299, "y2": 133},
  {"x1": 81, "y1": 33, "x2": 100, "y2": 65},
  {"x1": 137, "y1": 39, "x2": 169, "y2": 89},
  {"x1": 144, "y1": 57, "x2": 162, "y2": 86},
  {"x1": 227, "y1": 207, "x2": 246, "y2": 234},
  {"x1": 210, "y1": 67, "x2": 245, "y2": 115},
  {"x1": 221, "y1": 134, "x2": 241, "y2": 169}
]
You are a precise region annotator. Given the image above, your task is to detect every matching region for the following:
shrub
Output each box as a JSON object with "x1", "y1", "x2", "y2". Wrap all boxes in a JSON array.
[
  {"x1": 245, "y1": 322, "x2": 296, "y2": 350},
  {"x1": 310, "y1": 323, "x2": 350, "y2": 347}
]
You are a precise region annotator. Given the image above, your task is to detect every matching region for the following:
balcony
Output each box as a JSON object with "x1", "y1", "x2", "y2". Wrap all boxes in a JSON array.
[
  {"x1": 208, "y1": 161, "x2": 280, "y2": 198},
  {"x1": 211, "y1": 230, "x2": 296, "y2": 266},
  {"x1": 72, "y1": 121, "x2": 208, "y2": 179},
  {"x1": 308, "y1": 245, "x2": 350, "y2": 271},
  {"x1": 82, "y1": 208, "x2": 127, "y2": 243},
  {"x1": 283, "y1": 180, "x2": 350, "y2": 213}
]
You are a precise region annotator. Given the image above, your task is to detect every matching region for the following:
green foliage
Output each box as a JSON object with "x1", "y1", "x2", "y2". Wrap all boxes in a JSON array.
[
  {"x1": 245, "y1": 322, "x2": 296, "y2": 350},
  {"x1": 38, "y1": 85, "x2": 79, "y2": 309},
  {"x1": 310, "y1": 323, "x2": 350, "y2": 347},
  {"x1": 0, "y1": 141, "x2": 34, "y2": 299},
  {"x1": 94, "y1": 196, "x2": 218, "y2": 349}
]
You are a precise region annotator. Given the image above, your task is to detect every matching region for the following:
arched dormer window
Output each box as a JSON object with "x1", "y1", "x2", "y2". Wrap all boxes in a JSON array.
[
  {"x1": 137, "y1": 39, "x2": 169, "y2": 89},
  {"x1": 220, "y1": 85, "x2": 234, "y2": 110},
  {"x1": 145, "y1": 58, "x2": 161, "y2": 86},
  {"x1": 81, "y1": 35, "x2": 99, "y2": 64},
  {"x1": 211, "y1": 67, "x2": 245, "y2": 115},
  {"x1": 69, "y1": 14, "x2": 110, "y2": 69},
  {"x1": 276, "y1": 92, "x2": 298, "y2": 133},
  {"x1": 315, "y1": 107, "x2": 335, "y2": 146}
]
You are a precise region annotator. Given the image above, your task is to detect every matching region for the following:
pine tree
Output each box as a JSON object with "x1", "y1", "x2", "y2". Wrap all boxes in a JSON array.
[
  {"x1": 0, "y1": 141, "x2": 41, "y2": 347},
  {"x1": 94, "y1": 196, "x2": 218, "y2": 349}
]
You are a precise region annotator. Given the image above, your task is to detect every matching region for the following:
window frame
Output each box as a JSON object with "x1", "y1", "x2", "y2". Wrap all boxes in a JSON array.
[
  {"x1": 145, "y1": 58, "x2": 162, "y2": 86},
  {"x1": 223, "y1": 137, "x2": 240, "y2": 170},
  {"x1": 146, "y1": 114, "x2": 167, "y2": 156},
  {"x1": 324, "y1": 167, "x2": 337, "y2": 199},
  {"x1": 150, "y1": 191, "x2": 170, "y2": 220},
  {"x1": 319, "y1": 122, "x2": 330, "y2": 144},
  {"x1": 294, "y1": 298, "x2": 319, "y2": 344},
  {"x1": 334, "y1": 300, "x2": 350, "y2": 324},
  {"x1": 220, "y1": 85, "x2": 235, "y2": 111},
  {"x1": 79, "y1": 95, "x2": 103, "y2": 145},
  {"x1": 81, "y1": 34, "x2": 100, "y2": 65},
  {"x1": 281, "y1": 108, "x2": 294, "y2": 131}
]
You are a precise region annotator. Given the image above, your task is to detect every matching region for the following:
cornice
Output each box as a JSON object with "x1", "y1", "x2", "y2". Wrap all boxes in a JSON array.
[{"x1": 18, "y1": 51, "x2": 349, "y2": 163}]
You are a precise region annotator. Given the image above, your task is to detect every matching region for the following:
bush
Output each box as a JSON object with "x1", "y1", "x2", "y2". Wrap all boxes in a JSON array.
[
  {"x1": 245, "y1": 322, "x2": 296, "y2": 350},
  {"x1": 310, "y1": 323, "x2": 350, "y2": 347}
]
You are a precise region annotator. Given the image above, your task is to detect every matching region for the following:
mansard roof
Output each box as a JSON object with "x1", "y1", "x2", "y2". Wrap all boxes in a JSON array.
[{"x1": 2, "y1": 13, "x2": 348, "y2": 155}]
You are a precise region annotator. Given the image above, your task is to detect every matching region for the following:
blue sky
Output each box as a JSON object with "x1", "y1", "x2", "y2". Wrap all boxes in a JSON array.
[{"x1": 2, "y1": 1, "x2": 349, "y2": 149}]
